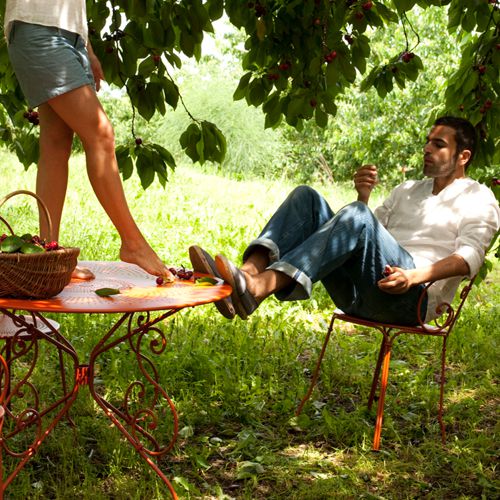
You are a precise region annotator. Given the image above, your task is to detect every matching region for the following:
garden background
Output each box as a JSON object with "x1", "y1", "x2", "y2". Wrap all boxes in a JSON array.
[{"x1": 0, "y1": 3, "x2": 498, "y2": 499}]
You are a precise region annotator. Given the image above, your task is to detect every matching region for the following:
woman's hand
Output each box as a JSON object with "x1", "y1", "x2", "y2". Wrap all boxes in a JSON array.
[{"x1": 87, "y1": 42, "x2": 104, "y2": 91}]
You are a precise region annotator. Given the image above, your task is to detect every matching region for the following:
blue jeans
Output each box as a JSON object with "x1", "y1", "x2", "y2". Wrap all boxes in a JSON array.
[{"x1": 243, "y1": 186, "x2": 427, "y2": 325}]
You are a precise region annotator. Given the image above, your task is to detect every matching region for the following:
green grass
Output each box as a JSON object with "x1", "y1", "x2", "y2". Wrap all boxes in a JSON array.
[{"x1": 0, "y1": 150, "x2": 498, "y2": 499}]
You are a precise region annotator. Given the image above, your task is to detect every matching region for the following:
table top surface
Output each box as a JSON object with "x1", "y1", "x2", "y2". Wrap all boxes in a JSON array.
[{"x1": 0, "y1": 261, "x2": 232, "y2": 314}]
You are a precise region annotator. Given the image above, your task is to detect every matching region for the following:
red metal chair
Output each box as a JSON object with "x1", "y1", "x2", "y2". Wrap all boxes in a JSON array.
[{"x1": 296, "y1": 277, "x2": 476, "y2": 450}]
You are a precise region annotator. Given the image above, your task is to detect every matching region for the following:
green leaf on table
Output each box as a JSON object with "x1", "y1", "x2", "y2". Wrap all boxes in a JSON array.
[
  {"x1": 95, "y1": 288, "x2": 121, "y2": 297},
  {"x1": 195, "y1": 277, "x2": 218, "y2": 286}
]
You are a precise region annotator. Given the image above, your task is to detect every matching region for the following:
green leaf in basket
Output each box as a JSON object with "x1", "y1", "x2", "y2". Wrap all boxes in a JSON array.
[
  {"x1": 1, "y1": 235, "x2": 24, "y2": 253},
  {"x1": 195, "y1": 277, "x2": 218, "y2": 286},
  {"x1": 20, "y1": 233, "x2": 33, "y2": 242},
  {"x1": 20, "y1": 242, "x2": 45, "y2": 254},
  {"x1": 94, "y1": 287, "x2": 121, "y2": 297}
]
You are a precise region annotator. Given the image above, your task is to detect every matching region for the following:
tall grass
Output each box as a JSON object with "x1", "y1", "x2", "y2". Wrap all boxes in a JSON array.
[{"x1": 0, "y1": 150, "x2": 498, "y2": 499}]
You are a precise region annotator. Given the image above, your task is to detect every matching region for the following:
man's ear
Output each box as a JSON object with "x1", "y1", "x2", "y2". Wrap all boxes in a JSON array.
[{"x1": 458, "y1": 149, "x2": 472, "y2": 167}]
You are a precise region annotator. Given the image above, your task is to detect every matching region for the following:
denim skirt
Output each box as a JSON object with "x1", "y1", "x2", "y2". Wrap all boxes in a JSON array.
[{"x1": 7, "y1": 21, "x2": 94, "y2": 108}]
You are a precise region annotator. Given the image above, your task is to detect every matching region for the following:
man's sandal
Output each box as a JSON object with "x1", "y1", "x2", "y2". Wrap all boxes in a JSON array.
[
  {"x1": 189, "y1": 245, "x2": 236, "y2": 319},
  {"x1": 215, "y1": 254, "x2": 258, "y2": 320}
]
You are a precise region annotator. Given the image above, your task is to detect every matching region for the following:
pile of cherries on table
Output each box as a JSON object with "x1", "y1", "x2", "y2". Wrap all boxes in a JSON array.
[{"x1": 156, "y1": 267, "x2": 193, "y2": 285}]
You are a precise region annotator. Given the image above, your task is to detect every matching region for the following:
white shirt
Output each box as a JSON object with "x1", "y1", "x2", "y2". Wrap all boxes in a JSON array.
[
  {"x1": 4, "y1": 0, "x2": 88, "y2": 43},
  {"x1": 375, "y1": 177, "x2": 500, "y2": 321}
]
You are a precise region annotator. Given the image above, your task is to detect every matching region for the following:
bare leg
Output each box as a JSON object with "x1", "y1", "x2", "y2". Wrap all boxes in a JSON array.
[
  {"x1": 45, "y1": 85, "x2": 171, "y2": 277},
  {"x1": 37, "y1": 104, "x2": 95, "y2": 280},
  {"x1": 244, "y1": 268, "x2": 293, "y2": 303},
  {"x1": 37, "y1": 103, "x2": 73, "y2": 240},
  {"x1": 241, "y1": 247, "x2": 270, "y2": 275}
]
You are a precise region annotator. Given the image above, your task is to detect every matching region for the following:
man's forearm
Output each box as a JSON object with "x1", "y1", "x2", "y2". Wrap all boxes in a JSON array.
[{"x1": 409, "y1": 254, "x2": 470, "y2": 286}]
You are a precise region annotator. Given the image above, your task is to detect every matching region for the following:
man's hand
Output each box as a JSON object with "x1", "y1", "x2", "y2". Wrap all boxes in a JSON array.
[
  {"x1": 377, "y1": 265, "x2": 415, "y2": 294},
  {"x1": 354, "y1": 164, "x2": 378, "y2": 204},
  {"x1": 378, "y1": 255, "x2": 470, "y2": 295},
  {"x1": 87, "y1": 42, "x2": 104, "y2": 92}
]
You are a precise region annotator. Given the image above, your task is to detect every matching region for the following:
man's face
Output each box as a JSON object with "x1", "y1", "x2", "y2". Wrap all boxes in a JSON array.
[{"x1": 423, "y1": 125, "x2": 460, "y2": 178}]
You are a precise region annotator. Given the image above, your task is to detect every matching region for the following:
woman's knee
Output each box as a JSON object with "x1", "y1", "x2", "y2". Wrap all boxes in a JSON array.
[{"x1": 82, "y1": 116, "x2": 115, "y2": 152}]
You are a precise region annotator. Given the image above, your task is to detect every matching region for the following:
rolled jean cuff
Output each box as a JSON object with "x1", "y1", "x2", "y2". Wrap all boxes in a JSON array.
[
  {"x1": 243, "y1": 237, "x2": 281, "y2": 263},
  {"x1": 268, "y1": 261, "x2": 312, "y2": 301},
  {"x1": 242, "y1": 237, "x2": 312, "y2": 301}
]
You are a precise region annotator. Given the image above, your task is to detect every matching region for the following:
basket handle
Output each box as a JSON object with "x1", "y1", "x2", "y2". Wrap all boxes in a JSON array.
[
  {"x1": 0, "y1": 190, "x2": 53, "y2": 240},
  {"x1": 0, "y1": 216, "x2": 14, "y2": 235}
]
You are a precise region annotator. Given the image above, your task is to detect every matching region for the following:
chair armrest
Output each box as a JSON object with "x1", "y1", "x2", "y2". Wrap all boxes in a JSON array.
[{"x1": 416, "y1": 276, "x2": 476, "y2": 332}]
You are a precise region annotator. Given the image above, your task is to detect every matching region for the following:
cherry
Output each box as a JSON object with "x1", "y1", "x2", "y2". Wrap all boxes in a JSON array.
[
  {"x1": 362, "y1": 1, "x2": 373, "y2": 10},
  {"x1": 156, "y1": 276, "x2": 164, "y2": 286},
  {"x1": 278, "y1": 62, "x2": 291, "y2": 71},
  {"x1": 492, "y1": 178, "x2": 500, "y2": 186},
  {"x1": 310, "y1": 98, "x2": 317, "y2": 108},
  {"x1": 153, "y1": 54, "x2": 161, "y2": 64},
  {"x1": 313, "y1": 18, "x2": 322, "y2": 26},
  {"x1": 496, "y1": 43, "x2": 500, "y2": 51},
  {"x1": 169, "y1": 267, "x2": 177, "y2": 276},
  {"x1": 344, "y1": 34, "x2": 354, "y2": 45},
  {"x1": 324, "y1": 50, "x2": 337, "y2": 63},
  {"x1": 254, "y1": 3, "x2": 266, "y2": 16},
  {"x1": 484, "y1": 99, "x2": 493, "y2": 109},
  {"x1": 477, "y1": 65, "x2": 487, "y2": 74},
  {"x1": 267, "y1": 73, "x2": 280, "y2": 81},
  {"x1": 355, "y1": 11, "x2": 364, "y2": 20},
  {"x1": 176, "y1": 267, "x2": 193, "y2": 280},
  {"x1": 402, "y1": 51, "x2": 414, "y2": 63},
  {"x1": 105, "y1": 45, "x2": 114, "y2": 54},
  {"x1": 135, "y1": 137, "x2": 143, "y2": 145},
  {"x1": 45, "y1": 241, "x2": 59, "y2": 251},
  {"x1": 24, "y1": 109, "x2": 39, "y2": 126},
  {"x1": 383, "y1": 265, "x2": 392, "y2": 277}
]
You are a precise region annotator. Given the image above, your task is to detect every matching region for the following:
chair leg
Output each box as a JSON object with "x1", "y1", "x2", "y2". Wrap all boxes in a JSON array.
[
  {"x1": 368, "y1": 336, "x2": 386, "y2": 410},
  {"x1": 372, "y1": 338, "x2": 392, "y2": 451},
  {"x1": 438, "y1": 337, "x2": 448, "y2": 444},
  {"x1": 296, "y1": 314, "x2": 336, "y2": 416}
]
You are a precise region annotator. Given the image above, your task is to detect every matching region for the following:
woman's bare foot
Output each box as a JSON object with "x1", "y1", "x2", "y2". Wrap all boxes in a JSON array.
[
  {"x1": 72, "y1": 266, "x2": 95, "y2": 280},
  {"x1": 120, "y1": 242, "x2": 174, "y2": 279}
]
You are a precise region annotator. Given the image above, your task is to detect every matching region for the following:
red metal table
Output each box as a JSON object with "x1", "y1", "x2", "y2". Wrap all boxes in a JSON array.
[{"x1": 0, "y1": 261, "x2": 232, "y2": 499}]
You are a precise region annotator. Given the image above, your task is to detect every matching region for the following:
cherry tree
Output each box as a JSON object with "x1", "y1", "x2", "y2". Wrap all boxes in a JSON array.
[{"x1": 0, "y1": 0, "x2": 498, "y2": 190}]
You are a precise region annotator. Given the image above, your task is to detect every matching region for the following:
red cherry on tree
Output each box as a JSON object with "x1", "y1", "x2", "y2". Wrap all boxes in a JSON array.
[
  {"x1": 135, "y1": 137, "x2": 143, "y2": 145},
  {"x1": 362, "y1": 1, "x2": 373, "y2": 10}
]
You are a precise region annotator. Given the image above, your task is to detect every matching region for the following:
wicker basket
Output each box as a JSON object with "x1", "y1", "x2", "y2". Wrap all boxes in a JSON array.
[{"x1": 0, "y1": 190, "x2": 79, "y2": 299}]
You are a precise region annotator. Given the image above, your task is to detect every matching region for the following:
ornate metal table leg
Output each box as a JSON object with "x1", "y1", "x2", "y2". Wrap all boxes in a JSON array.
[
  {"x1": 87, "y1": 310, "x2": 180, "y2": 500},
  {"x1": 0, "y1": 310, "x2": 80, "y2": 499}
]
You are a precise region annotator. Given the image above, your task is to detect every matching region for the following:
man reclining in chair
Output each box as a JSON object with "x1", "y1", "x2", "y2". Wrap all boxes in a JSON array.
[{"x1": 190, "y1": 116, "x2": 500, "y2": 324}]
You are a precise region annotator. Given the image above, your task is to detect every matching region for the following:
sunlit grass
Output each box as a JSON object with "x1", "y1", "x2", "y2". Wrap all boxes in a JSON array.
[{"x1": 0, "y1": 150, "x2": 498, "y2": 499}]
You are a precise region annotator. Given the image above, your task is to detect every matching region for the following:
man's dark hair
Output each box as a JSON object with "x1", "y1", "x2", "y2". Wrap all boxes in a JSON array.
[{"x1": 433, "y1": 116, "x2": 477, "y2": 169}]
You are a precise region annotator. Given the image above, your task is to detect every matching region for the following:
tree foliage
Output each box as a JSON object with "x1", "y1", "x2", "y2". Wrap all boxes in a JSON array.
[{"x1": 0, "y1": 0, "x2": 498, "y2": 190}]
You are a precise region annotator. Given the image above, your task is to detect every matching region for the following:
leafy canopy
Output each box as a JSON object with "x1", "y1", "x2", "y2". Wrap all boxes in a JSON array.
[{"x1": 0, "y1": 0, "x2": 498, "y2": 189}]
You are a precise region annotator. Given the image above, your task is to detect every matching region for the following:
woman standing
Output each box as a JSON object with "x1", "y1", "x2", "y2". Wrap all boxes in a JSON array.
[{"x1": 4, "y1": 0, "x2": 173, "y2": 280}]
